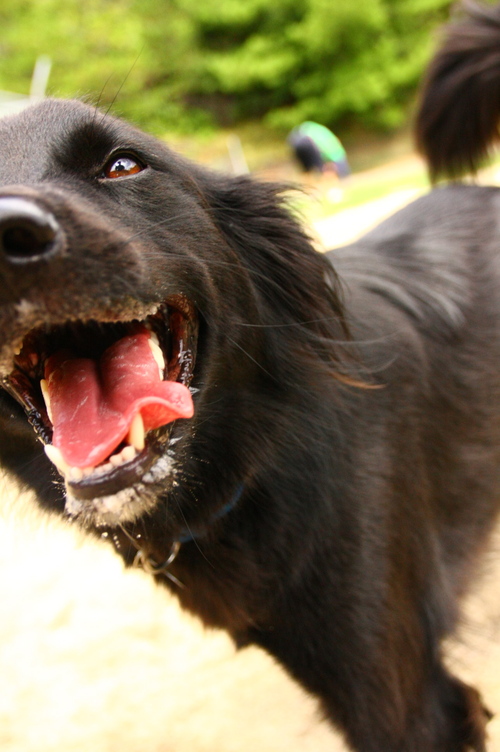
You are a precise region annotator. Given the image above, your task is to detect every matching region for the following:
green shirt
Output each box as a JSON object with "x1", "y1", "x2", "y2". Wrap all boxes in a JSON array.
[{"x1": 295, "y1": 121, "x2": 346, "y2": 163}]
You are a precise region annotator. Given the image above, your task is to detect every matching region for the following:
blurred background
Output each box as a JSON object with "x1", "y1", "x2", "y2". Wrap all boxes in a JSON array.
[
  {"x1": 2, "y1": 0, "x2": 482, "y2": 236},
  {"x1": 0, "y1": 0, "x2": 460, "y2": 174},
  {"x1": 3, "y1": 3, "x2": 500, "y2": 751},
  {"x1": 2, "y1": 0, "x2": 452, "y2": 129}
]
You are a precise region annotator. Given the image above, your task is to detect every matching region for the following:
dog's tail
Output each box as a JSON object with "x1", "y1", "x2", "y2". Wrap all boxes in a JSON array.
[{"x1": 415, "y1": 1, "x2": 500, "y2": 181}]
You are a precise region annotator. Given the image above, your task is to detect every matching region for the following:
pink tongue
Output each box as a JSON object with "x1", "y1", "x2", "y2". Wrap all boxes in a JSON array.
[{"x1": 45, "y1": 330, "x2": 194, "y2": 468}]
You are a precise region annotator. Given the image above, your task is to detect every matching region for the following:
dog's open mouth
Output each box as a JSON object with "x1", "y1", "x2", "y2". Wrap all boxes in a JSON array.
[{"x1": 2, "y1": 296, "x2": 197, "y2": 502}]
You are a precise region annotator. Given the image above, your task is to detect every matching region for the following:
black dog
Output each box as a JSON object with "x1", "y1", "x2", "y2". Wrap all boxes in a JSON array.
[
  {"x1": 416, "y1": 0, "x2": 500, "y2": 182},
  {"x1": 1, "y1": 5, "x2": 500, "y2": 750}
]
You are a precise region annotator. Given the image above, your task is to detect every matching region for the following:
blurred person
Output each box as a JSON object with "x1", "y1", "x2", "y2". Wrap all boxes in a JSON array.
[{"x1": 288, "y1": 121, "x2": 350, "y2": 179}]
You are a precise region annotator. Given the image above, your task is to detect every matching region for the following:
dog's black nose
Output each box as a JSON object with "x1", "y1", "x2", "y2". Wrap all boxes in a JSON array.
[{"x1": 0, "y1": 197, "x2": 60, "y2": 264}]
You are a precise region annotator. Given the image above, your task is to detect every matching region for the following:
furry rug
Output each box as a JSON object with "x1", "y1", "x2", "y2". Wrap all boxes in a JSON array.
[
  {"x1": 0, "y1": 476, "x2": 343, "y2": 752},
  {"x1": 2, "y1": 475, "x2": 500, "y2": 751}
]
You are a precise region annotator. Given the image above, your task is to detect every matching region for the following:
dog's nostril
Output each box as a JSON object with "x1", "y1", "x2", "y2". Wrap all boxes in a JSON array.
[
  {"x1": 3, "y1": 223, "x2": 56, "y2": 260},
  {"x1": 0, "y1": 197, "x2": 60, "y2": 264}
]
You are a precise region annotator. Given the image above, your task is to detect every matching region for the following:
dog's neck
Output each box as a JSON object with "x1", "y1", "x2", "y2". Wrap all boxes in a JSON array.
[
  {"x1": 178, "y1": 483, "x2": 245, "y2": 544},
  {"x1": 122, "y1": 483, "x2": 245, "y2": 586}
]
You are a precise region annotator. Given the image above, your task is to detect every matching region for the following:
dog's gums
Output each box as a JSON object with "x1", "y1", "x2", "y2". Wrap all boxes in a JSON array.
[{"x1": 2, "y1": 298, "x2": 198, "y2": 500}]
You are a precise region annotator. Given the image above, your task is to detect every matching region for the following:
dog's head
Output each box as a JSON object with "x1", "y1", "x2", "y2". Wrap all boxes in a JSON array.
[{"x1": 0, "y1": 99, "x2": 346, "y2": 555}]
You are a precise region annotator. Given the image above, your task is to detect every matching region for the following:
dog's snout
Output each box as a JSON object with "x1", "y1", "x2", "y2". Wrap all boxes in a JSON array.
[{"x1": 0, "y1": 197, "x2": 61, "y2": 264}]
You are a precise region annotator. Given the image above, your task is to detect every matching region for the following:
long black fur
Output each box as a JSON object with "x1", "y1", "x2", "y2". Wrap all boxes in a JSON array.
[
  {"x1": 2, "y1": 19, "x2": 500, "y2": 746},
  {"x1": 416, "y1": 0, "x2": 500, "y2": 180}
]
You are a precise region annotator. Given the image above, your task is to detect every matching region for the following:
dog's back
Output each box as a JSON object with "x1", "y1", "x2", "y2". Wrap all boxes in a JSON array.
[{"x1": 331, "y1": 183, "x2": 500, "y2": 582}]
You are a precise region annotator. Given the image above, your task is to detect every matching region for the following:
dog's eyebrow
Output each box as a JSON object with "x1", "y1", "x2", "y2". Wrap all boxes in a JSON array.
[{"x1": 52, "y1": 117, "x2": 129, "y2": 172}]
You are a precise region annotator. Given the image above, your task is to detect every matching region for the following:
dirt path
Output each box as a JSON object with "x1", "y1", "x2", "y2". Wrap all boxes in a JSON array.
[
  {"x1": 312, "y1": 154, "x2": 500, "y2": 251},
  {"x1": 313, "y1": 187, "x2": 422, "y2": 248}
]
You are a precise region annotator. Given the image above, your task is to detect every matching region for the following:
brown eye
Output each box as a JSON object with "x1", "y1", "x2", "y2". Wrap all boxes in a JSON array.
[{"x1": 104, "y1": 155, "x2": 144, "y2": 179}]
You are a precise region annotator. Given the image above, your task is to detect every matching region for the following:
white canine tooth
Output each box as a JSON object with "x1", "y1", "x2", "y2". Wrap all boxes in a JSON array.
[
  {"x1": 128, "y1": 412, "x2": 145, "y2": 452},
  {"x1": 149, "y1": 331, "x2": 160, "y2": 346},
  {"x1": 44, "y1": 444, "x2": 70, "y2": 475},
  {"x1": 40, "y1": 379, "x2": 53, "y2": 423},
  {"x1": 148, "y1": 338, "x2": 165, "y2": 377},
  {"x1": 122, "y1": 445, "x2": 137, "y2": 462}
]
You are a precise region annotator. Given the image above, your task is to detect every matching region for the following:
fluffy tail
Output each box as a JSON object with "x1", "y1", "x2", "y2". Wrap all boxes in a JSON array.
[{"x1": 415, "y1": 1, "x2": 500, "y2": 181}]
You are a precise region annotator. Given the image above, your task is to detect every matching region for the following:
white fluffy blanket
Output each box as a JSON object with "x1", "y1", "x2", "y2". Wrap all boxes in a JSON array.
[{"x1": 1, "y1": 475, "x2": 500, "y2": 751}]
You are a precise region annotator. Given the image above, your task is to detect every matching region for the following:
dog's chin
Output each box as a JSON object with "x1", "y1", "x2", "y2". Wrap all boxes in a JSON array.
[{"x1": 63, "y1": 444, "x2": 176, "y2": 528}]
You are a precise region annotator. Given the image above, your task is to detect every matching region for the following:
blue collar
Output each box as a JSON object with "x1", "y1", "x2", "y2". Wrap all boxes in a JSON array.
[
  {"x1": 178, "y1": 482, "x2": 245, "y2": 543},
  {"x1": 132, "y1": 483, "x2": 245, "y2": 581}
]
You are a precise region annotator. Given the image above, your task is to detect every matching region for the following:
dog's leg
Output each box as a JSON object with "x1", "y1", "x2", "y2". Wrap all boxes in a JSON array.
[
  {"x1": 319, "y1": 659, "x2": 489, "y2": 751},
  {"x1": 432, "y1": 672, "x2": 491, "y2": 752},
  {"x1": 248, "y1": 607, "x2": 490, "y2": 752}
]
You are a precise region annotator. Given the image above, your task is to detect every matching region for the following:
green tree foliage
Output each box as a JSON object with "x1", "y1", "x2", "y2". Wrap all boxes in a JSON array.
[
  {"x1": 0, "y1": 0, "x2": 455, "y2": 134},
  {"x1": 177, "y1": 0, "x2": 454, "y2": 130}
]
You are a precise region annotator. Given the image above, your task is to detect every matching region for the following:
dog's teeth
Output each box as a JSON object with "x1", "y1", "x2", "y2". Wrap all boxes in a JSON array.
[
  {"x1": 68, "y1": 466, "x2": 84, "y2": 482},
  {"x1": 29, "y1": 353, "x2": 39, "y2": 367},
  {"x1": 40, "y1": 378, "x2": 53, "y2": 423},
  {"x1": 44, "y1": 444, "x2": 70, "y2": 475},
  {"x1": 127, "y1": 413, "x2": 145, "y2": 452},
  {"x1": 110, "y1": 451, "x2": 125, "y2": 467},
  {"x1": 122, "y1": 445, "x2": 137, "y2": 462},
  {"x1": 82, "y1": 466, "x2": 95, "y2": 477},
  {"x1": 110, "y1": 445, "x2": 137, "y2": 467},
  {"x1": 148, "y1": 338, "x2": 165, "y2": 377}
]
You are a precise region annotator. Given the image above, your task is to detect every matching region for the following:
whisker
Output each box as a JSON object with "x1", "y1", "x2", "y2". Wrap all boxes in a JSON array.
[
  {"x1": 103, "y1": 49, "x2": 144, "y2": 119},
  {"x1": 171, "y1": 490, "x2": 216, "y2": 569},
  {"x1": 226, "y1": 336, "x2": 276, "y2": 380},
  {"x1": 90, "y1": 75, "x2": 115, "y2": 138}
]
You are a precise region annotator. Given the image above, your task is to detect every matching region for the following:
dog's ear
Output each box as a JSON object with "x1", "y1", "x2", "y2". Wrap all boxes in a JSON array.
[
  {"x1": 198, "y1": 172, "x2": 349, "y2": 347},
  {"x1": 415, "y1": 1, "x2": 500, "y2": 181}
]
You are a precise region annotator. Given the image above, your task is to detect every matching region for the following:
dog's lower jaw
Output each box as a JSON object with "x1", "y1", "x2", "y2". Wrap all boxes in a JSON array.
[{"x1": 63, "y1": 450, "x2": 177, "y2": 527}]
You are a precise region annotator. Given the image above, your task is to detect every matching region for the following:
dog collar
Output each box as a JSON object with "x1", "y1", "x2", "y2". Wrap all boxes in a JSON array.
[
  {"x1": 177, "y1": 483, "x2": 245, "y2": 544},
  {"x1": 132, "y1": 483, "x2": 245, "y2": 584}
]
